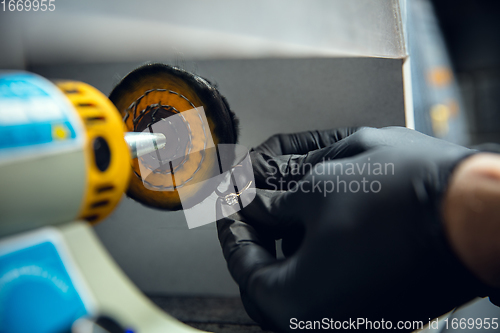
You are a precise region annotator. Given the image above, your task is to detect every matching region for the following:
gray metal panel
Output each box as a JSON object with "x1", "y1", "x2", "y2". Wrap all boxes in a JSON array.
[{"x1": 0, "y1": 0, "x2": 406, "y2": 68}]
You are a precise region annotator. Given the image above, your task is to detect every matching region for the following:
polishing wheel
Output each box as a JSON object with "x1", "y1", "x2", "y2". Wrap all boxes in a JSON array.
[{"x1": 109, "y1": 64, "x2": 239, "y2": 210}]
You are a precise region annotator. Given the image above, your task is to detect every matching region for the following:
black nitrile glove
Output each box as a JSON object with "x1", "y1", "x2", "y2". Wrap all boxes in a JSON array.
[{"x1": 217, "y1": 127, "x2": 495, "y2": 332}]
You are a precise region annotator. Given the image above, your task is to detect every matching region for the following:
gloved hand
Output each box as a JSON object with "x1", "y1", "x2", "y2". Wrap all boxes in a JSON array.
[{"x1": 217, "y1": 127, "x2": 494, "y2": 332}]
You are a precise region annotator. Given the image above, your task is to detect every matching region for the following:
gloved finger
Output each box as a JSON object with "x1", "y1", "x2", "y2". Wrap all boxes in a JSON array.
[
  {"x1": 216, "y1": 196, "x2": 277, "y2": 255},
  {"x1": 237, "y1": 189, "x2": 304, "y2": 239},
  {"x1": 281, "y1": 226, "x2": 305, "y2": 257},
  {"x1": 217, "y1": 218, "x2": 277, "y2": 288},
  {"x1": 252, "y1": 127, "x2": 363, "y2": 156},
  {"x1": 252, "y1": 136, "x2": 366, "y2": 189},
  {"x1": 216, "y1": 217, "x2": 300, "y2": 330}
]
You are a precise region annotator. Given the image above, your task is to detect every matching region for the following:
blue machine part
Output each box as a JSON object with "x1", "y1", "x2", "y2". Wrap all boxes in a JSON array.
[
  {"x1": 0, "y1": 229, "x2": 93, "y2": 333},
  {"x1": 0, "y1": 72, "x2": 84, "y2": 163}
]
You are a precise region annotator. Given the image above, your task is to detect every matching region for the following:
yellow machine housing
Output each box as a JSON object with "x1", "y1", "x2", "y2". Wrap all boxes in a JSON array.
[
  {"x1": 0, "y1": 72, "x2": 207, "y2": 333},
  {"x1": 56, "y1": 81, "x2": 131, "y2": 224}
]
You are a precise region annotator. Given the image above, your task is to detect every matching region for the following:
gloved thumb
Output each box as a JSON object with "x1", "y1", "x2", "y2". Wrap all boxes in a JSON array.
[
  {"x1": 236, "y1": 189, "x2": 304, "y2": 239},
  {"x1": 216, "y1": 216, "x2": 301, "y2": 331}
]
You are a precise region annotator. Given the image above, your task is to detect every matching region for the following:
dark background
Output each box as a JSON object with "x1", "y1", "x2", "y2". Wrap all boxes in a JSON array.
[{"x1": 432, "y1": 0, "x2": 500, "y2": 144}]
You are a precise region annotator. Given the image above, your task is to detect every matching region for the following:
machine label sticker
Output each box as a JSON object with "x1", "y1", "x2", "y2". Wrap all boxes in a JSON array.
[
  {"x1": 0, "y1": 72, "x2": 84, "y2": 163},
  {"x1": 0, "y1": 227, "x2": 95, "y2": 333}
]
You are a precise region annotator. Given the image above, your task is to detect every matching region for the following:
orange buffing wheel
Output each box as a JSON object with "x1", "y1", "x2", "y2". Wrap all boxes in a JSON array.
[{"x1": 109, "y1": 63, "x2": 239, "y2": 210}]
